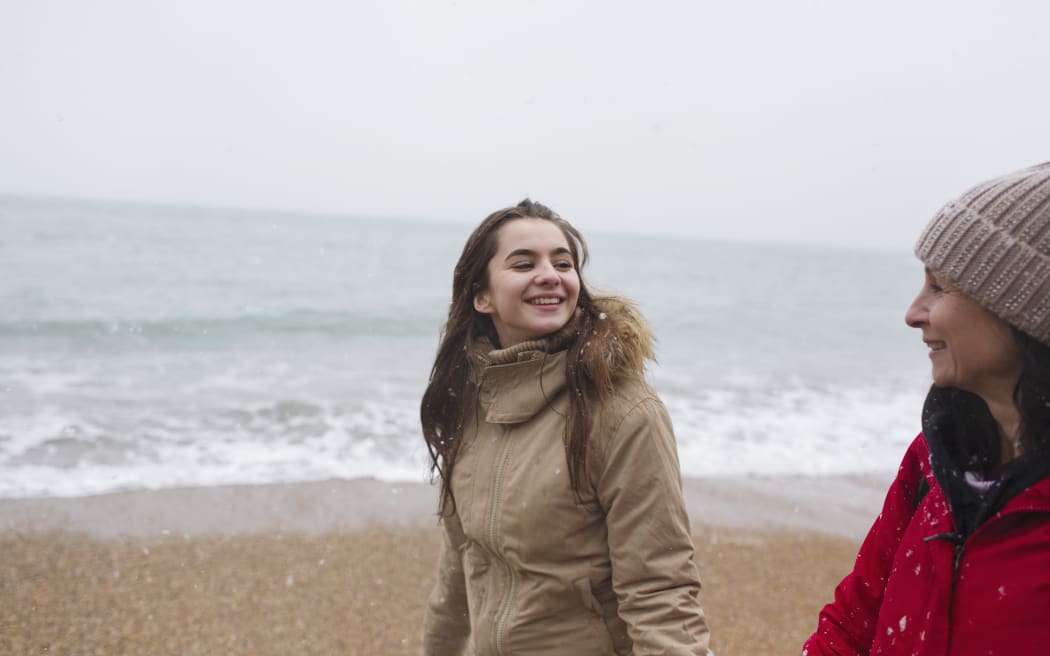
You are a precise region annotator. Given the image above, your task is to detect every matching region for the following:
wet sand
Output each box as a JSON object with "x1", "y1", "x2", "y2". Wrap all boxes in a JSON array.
[{"x1": 0, "y1": 474, "x2": 888, "y2": 655}]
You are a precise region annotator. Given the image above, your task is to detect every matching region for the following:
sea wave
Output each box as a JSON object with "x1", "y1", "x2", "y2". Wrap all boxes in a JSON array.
[
  {"x1": 0, "y1": 398, "x2": 431, "y2": 498},
  {"x1": 0, "y1": 378, "x2": 928, "y2": 498},
  {"x1": 0, "y1": 310, "x2": 444, "y2": 343}
]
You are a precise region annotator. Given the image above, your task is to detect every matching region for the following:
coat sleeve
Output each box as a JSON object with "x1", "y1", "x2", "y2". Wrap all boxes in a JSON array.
[
  {"x1": 801, "y1": 435, "x2": 929, "y2": 656},
  {"x1": 595, "y1": 395, "x2": 713, "y2": 656},
  {"x1": 421, "y1": 510, "x2": 471, "y2": 656}
]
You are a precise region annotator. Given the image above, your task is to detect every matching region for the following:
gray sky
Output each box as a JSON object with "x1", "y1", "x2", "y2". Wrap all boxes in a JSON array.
[{"x1": 2, "y1": 0, "x2": 1049, "y2": 250}]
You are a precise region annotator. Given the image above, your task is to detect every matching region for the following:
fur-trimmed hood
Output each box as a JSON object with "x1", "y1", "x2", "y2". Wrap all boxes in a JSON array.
[
  {"x1": 470, "y1": 296, "x2": 655, "y2": 424},
  {"x1": 475, "y1": 295, "x2": 655, "y2": 377},
  {"x1": 586, "y1": 295, "x2": 655, "y2": 378}
]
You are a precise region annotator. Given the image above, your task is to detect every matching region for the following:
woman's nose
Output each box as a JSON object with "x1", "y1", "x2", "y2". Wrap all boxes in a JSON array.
[
  {"x1": 904, "y1": 292, "x2": 927, "y2": 328},
  {"x1": 534, "y1": 262, "x2": 560, "y2": 284}
]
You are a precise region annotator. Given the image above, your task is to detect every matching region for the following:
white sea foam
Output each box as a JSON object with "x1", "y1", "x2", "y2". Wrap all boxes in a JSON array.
[
  {"x1": 0, "y1": 379, "x2": 926, "y2": 497},
  {"x1": 667, "y1": 380, "x2": 927, "y2": 477},
  {"x1": 0, "y1": 400, "x2": 433, "y2": 498}
]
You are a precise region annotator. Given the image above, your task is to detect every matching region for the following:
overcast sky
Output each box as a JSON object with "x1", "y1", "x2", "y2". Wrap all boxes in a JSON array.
[{"x1": 2, "y1": 0, "x2": 1049, "y2": 250}]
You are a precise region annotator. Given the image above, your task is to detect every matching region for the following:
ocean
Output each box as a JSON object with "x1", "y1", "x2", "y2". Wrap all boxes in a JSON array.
[{"x1": 0, "y1": 195, "x2": 930, "y2": 498}]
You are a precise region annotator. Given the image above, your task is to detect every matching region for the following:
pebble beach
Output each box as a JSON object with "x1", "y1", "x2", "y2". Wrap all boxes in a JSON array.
[{"x1": 1, "y1": 475, "x2": 888, "y2": 655}]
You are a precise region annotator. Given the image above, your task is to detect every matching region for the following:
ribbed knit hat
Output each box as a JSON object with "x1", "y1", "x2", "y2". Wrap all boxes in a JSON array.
[{"x1": 915, "y1": 162, "x2": 1050, "y2": 344}]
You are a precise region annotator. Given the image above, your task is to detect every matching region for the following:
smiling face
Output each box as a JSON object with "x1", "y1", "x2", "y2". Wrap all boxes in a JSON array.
[
  {"x1": 905, "y1": 268, "x2": 1022, "y2": 402},
  {"x1": 473, "y1": 218, "x2": 581, "y2": 348}
]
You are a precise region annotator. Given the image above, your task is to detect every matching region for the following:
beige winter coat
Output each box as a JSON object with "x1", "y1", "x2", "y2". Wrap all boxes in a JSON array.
[{"x1": 422, "y1": 301, "x2": 711, "y2": 655}]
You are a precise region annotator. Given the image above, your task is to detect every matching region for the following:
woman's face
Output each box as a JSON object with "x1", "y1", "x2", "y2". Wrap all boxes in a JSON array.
[
  {"x1": 473, "y1": 218, "x2": 581, "y2": 348},
  {"x1": 905, "y1": 268, "x2": 1022, "y2": 401}
]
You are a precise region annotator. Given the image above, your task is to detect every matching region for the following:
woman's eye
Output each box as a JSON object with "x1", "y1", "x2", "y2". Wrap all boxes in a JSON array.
[
  {"x1": 511, "y1": 262, "x2": 533, "y2": 271},
  {"x1": 555, "y1": 261, "x2": 574, "y2": 270}
]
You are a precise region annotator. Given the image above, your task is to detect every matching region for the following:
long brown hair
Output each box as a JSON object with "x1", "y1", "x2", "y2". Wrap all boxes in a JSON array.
[{"x1": 420, "y1": 199, "x2": 625, "y2": 514}]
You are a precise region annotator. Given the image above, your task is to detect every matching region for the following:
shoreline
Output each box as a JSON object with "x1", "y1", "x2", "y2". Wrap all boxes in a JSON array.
[{"x1": 0, "y1": 472, "x2": 891, "y2": 540}]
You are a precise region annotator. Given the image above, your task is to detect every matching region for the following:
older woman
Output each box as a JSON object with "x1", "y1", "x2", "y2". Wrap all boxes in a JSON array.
[{"x1": 803, "y1": 162, "x2": 1050, "y2": 655}]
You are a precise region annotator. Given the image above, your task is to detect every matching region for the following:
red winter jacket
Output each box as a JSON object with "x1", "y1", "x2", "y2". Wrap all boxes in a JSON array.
[{"x1": 803, "y1": 434, "x2": 1050, "y2": 656}]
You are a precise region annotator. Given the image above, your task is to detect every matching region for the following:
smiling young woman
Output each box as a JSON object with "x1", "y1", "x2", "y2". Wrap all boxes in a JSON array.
[
  {"x1": 419, "y1": 200, "x2": 712, "y2": 656},
  {"x1": 471, "y1": 218, "x2": 582, "y2": 348},
  {"x1": 804, "y1": 162, "x2": 1050, "y2": 656}
]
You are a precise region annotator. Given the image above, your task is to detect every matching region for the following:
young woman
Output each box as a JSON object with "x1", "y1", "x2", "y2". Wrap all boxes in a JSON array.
[
  {"x1": 804, "y1": 162, "x2": 1050, "y2": 655},
  {"x1": 420, "y1": 200, "x2": 712, "y2": 655}
]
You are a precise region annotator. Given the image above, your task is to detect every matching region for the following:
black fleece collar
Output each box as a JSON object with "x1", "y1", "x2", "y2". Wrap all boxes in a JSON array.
[{"x1": 923, "y1": 409, "x2": 1050, "y2": 538}]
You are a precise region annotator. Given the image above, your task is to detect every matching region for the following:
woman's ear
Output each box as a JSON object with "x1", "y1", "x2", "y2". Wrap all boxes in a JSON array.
[{"x1": 474, "y1": 290, "x2": 493, "y2": 314}]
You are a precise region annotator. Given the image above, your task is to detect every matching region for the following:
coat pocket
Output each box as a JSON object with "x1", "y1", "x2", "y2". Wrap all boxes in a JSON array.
[
  {"x1": 463, "y1": 545, "x2": 489, "y2": 620},
  {"x1": 573, "y1": 576, "x2": 605, "y2": 616},
  {"x1": 575, "y1": 577, "x2": 631, "y2": 655}
]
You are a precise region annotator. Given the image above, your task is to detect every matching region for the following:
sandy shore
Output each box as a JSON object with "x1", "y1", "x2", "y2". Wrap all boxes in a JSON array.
[{"x1": 1, "y1": 474, "x2": 890, "y2": 655}]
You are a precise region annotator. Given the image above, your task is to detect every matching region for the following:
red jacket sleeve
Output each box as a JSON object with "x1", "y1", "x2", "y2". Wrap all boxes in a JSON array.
[{"x1": 802, "y1": 435, "x2": 930, "y2": 656}]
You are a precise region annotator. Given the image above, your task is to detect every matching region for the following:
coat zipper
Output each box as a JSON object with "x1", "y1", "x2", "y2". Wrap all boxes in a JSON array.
[
  {"x1": 488, "y1": 426, "x2": 516, "y2": 656},
  {"x1": 940, "y1": 501, "x2": 1050, "y2": 653},
  {"x1": 944, "y1": 542, "x2": 964, "y2": 654},
  {"x1": 928, "y1": 491, "x2": 1050, "y2": 650}
]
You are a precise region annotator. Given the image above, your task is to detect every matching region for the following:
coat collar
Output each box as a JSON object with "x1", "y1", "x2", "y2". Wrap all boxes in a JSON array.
[
  {"x1": 473, "y1": 323, "x2": 573, "y2": 424},
  {"x1": 470, "y1": 296, "x2": 654, "y2": 424},
  {"x1": 476, "y1": 348, "x2": 569, "y2": 424}
]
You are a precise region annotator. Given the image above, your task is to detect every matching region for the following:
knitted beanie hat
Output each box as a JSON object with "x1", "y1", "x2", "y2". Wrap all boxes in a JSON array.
[{"x1": 915, "y1": 161, "x2": 1050, "y2": 344}]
